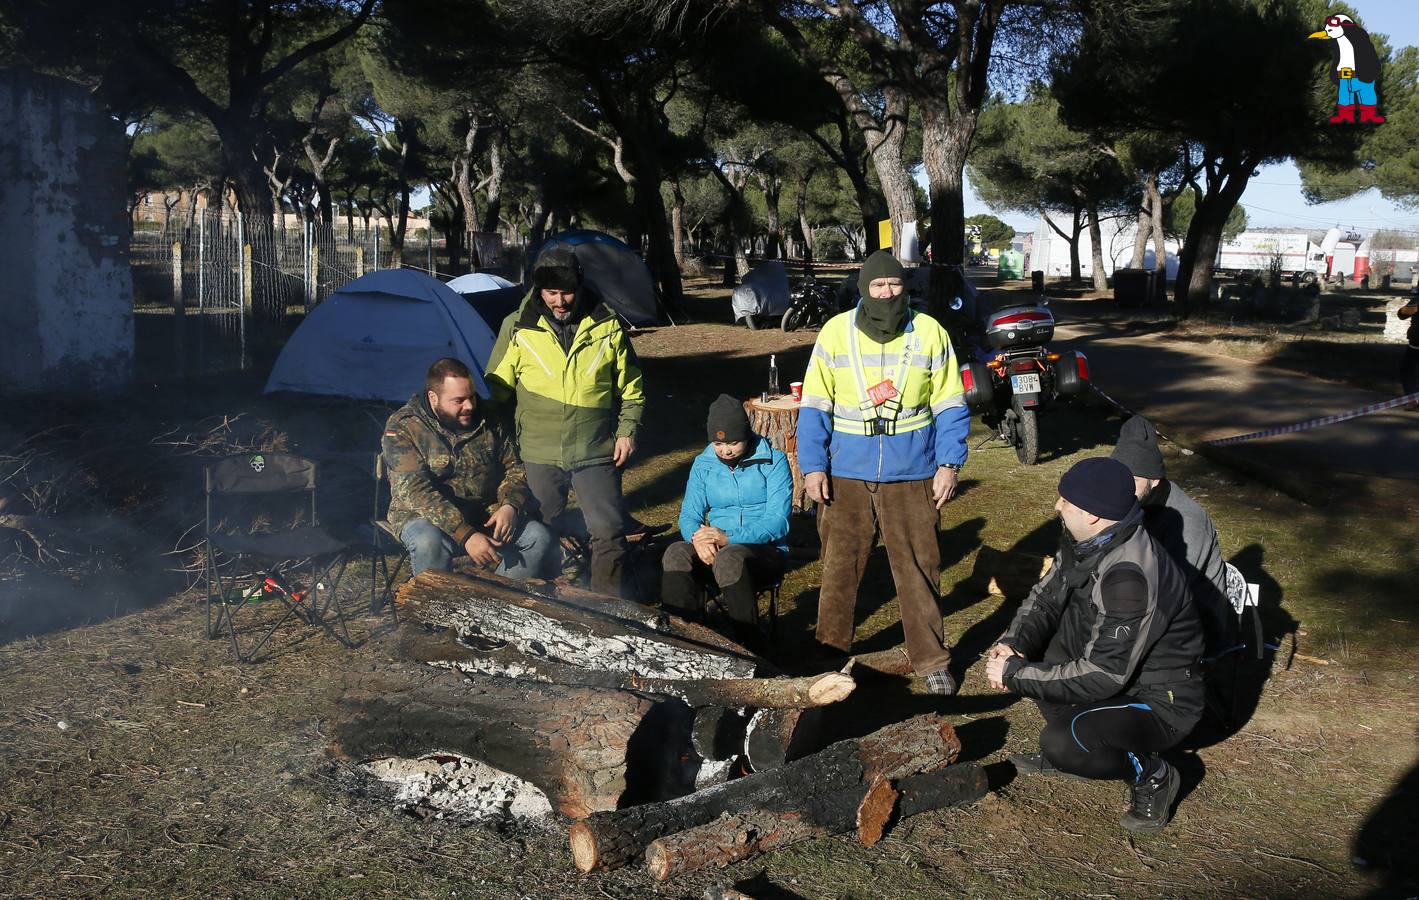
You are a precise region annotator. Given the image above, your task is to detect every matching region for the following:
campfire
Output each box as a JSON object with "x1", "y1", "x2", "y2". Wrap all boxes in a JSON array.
[{"x1": 329, "y1": 569, "x2": 985, "y2": 880}]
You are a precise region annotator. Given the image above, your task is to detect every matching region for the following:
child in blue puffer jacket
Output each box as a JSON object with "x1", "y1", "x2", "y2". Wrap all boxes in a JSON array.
[{"x1": 661, "y1": 394, "x2": 792, "y2": 638}]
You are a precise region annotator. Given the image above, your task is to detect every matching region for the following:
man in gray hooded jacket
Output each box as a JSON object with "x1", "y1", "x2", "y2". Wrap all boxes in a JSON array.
[{"x1": 1111, "y1": 416, "x2": 1228, "y2": 646}]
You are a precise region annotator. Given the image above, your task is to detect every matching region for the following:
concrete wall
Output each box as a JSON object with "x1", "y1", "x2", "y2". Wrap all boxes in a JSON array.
[{"x1": 0, "y1": 69, "x2": 132, "y2": 393}]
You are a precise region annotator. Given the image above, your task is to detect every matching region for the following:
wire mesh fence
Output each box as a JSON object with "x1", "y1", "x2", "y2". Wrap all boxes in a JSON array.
[{"x1": 130, "y1": 204, "x2": 455, "y2": 379}]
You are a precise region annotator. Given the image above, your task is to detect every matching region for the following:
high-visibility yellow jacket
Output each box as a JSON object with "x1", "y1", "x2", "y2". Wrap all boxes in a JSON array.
[
  {"x1": 486, "y1": 295, "x2": 644, "y2": 469},
  {"x1": 798, "y1": 306, "x2": 969, "y2": 482}
]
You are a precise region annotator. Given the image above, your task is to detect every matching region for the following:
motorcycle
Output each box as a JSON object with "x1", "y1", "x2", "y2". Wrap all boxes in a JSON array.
[
  {"x1": 957, "y1": 300, "x2": 1091, "y2": 465},
  {"x1": 780, "y1": 272, "x2": 841, "y2": 332}
]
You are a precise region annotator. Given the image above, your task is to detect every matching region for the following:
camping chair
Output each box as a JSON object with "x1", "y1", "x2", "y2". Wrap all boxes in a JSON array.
[
  {"x1": 369, "y1": 453, "x2": 408, "y2": 618},
  {"x1": 201, "y1": 453, "x2": 353, "y2": 662}
]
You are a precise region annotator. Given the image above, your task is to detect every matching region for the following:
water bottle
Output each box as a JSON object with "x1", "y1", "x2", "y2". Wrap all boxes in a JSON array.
[{"x1": 768, "y1": 354, "x2": 780, "y2": 395}]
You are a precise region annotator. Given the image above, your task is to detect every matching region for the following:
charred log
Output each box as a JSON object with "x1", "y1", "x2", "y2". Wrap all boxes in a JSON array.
[
  {"x1": 329, "y1": 660, "x2": 696, "y2": 819},
  {"x1": 567, "y1": 714, "x2": 962, "y2": 873},
  {"x1": 643, "y1": 762, "x2": 986, "y2": 879},
  {"x1": 397, "y1": 625, "x2": 852, "y2": 709},
  {"x1": 397, "y1": 570, "x2": 757, "y2": 680}
]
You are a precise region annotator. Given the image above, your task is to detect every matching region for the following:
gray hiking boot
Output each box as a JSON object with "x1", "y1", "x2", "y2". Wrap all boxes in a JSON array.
[
  {"x1": 1008, "y1": 752, "x2": 1087, "y2": 781},
  {"x1": 1119, "y1": 761, "x2": 1182, "y2": 834}
]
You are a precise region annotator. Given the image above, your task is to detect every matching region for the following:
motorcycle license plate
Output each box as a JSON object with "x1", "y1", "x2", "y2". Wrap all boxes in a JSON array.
[{"x1": 1011, "y1": 373, "x2": 1041, "y2": 394}]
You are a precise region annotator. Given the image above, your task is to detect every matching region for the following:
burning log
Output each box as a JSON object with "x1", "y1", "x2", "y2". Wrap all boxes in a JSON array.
[
  {"x1": 567, "y1": 713, "x2": 963, "y2": 873},
  {"x1": 643, "y1": 763, "x2": 986, "y2": 880},
  {"x1": 330, "y1": 660, "x2": 697, "y2": 819},
  {"x1": 397, "y1": 624, "x2": 855, "y2": 710},
  {"x1": 397, "y1": 570, "x2": 757, "y2": 680}
]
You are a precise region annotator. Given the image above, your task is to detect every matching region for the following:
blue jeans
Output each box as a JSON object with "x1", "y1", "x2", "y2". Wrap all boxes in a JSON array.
[
  {"x1": 1338, "y1": 78, "x2": 1378, "y2": 106},
  {"x1": 400, "y1": 517, "x2": 560, "y2": 580}
]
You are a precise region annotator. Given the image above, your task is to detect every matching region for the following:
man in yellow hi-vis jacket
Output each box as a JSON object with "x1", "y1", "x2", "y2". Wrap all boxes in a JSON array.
[
  {"x1": 798, "y1": 250, "x2": 971, "y2": 695},
  {"x1": 486, "y1": 246, "x2": 644, "y2": 597}
]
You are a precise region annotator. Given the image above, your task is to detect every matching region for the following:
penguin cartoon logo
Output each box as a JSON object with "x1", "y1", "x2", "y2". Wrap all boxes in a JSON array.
[{"x1": 1309, "y1": 14, "x2": 1385, "y2": 125}]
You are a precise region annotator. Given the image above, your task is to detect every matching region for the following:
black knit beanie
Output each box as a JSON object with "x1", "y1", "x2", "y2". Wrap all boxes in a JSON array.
[
  {"x1": 706, "y1": 394, "x2": 750, "y2": 443},
  {"x1": 857, "y1": 249, "x2": 906, "y2": 299},
  {"x1": 1111, "y1": 415, "x2": 1166, "y2": 480},
  {"x1": 1058, "y1": 457, "x2": 1138, "y2": 521},
  {"x1": 533, "y1": 245, "x2": 581, "y2": 293}
]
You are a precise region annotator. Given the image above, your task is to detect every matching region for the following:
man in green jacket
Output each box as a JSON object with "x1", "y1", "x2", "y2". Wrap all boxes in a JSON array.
[
  {"x1": 486, "y1": 247, "x2": 645, "y2": 597},
  {"x1": 383, "y1": 357, "x2": 559, "y2": 579}
]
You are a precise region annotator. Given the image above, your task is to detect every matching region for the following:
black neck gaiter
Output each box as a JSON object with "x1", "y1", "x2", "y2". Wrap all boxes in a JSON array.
[{"x1": 855, "y1": 296, "x2": 909, "y2": 344}]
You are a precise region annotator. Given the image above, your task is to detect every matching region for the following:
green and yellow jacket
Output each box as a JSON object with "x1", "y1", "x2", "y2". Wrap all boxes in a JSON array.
[{"x1": 486, "y1": 293, "x2": 644, "y2": 469}]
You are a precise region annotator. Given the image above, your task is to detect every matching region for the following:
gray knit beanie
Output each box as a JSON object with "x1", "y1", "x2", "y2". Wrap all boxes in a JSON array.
[{"x1": 1111, "y1": 416, "x2": 1166, "y2": 480}]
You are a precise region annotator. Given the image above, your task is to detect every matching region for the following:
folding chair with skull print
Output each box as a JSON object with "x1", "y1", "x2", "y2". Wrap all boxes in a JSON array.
[{"x1": 201, "y1": 452, "x2": 354, "y2": 662}]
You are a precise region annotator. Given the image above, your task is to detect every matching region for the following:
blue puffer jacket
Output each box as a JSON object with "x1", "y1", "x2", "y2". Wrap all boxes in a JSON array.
[{"x1": 677, "y1": 436, "x2": 792, "y2": 552}]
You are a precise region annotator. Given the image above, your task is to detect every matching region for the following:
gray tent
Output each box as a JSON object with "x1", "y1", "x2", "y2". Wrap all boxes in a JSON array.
[
  {"x1": 731, "y1": 260, "x2": 791, "y2": 325},
  {"x1": 536, "y1": 230, "x2": 660, "y2": 325}
]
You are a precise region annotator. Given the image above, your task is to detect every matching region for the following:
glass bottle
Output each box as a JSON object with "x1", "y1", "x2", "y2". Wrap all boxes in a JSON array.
[{"x1": 768, "y1": 354, "x2": 780, "y2": 395}]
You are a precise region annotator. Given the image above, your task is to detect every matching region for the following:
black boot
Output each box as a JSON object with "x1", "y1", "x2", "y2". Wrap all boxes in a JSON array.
[
  {"x1": 1120, "y1": 757, "x2": 1181, "y2": 834},
  {"x1": 717, "y1": 576, "x2": 759, "y2": 629},
  {"x1": 660, "y1": 570, "x2": 704, "y2": 619}
]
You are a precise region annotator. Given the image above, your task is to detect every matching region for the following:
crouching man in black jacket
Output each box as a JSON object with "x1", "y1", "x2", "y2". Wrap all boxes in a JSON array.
[{"x1": 986, "y1": 457, "x2": 1204, "y2": 834}]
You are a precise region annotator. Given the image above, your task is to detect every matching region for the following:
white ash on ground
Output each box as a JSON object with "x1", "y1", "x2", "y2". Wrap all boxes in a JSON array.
[{"x1": 364, "y1": 754, "x2": 555, "y2": 826}]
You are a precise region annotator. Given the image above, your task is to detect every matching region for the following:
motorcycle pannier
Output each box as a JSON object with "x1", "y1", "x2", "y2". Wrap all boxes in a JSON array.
[
  {"x1": 1052, "y1": 350, "x2": 1090, "y2": 396},
  {"x1": 960, "y1": 361, "x2": 994, "y2": 410},
  {"x1": 984, "y1": 304, "x2": 1055, "y2": 350}
]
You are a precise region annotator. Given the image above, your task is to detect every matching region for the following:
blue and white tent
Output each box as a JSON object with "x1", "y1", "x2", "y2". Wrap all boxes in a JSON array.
[{"x1": 264, "y1": 269, "x2": 496, "y2": 401}]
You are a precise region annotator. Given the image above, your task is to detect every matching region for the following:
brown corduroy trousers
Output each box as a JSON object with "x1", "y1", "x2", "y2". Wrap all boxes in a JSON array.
[{"x1": 815, "y1": 476, "x2": 951, "y2": 674}]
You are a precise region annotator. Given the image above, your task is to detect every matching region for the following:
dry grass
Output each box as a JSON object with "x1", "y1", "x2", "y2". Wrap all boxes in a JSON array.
[{"x1": 1, "y1": 300, "x2": 1416, "y2": 898}]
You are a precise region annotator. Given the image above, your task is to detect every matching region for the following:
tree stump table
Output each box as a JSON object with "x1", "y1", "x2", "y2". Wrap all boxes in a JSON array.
[{"x1": 744, "y1": 396, "x2": 807, "y2": 512}]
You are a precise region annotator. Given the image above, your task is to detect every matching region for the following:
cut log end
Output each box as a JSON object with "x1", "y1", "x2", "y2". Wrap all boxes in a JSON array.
[
  {"x1": 856, "y1": 776, "x2": 899, "y2": 847},
  {"x1": 806, "y1": 671, "x2": 856, "y2": 705},
  {"x1": 569, "y1": 821, "x2": 601, "y2": 873}
]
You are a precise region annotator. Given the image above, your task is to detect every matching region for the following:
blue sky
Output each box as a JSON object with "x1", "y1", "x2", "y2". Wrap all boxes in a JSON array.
[{"x1": 961, "y1": 0, "x2": 1419, "y2": 237}]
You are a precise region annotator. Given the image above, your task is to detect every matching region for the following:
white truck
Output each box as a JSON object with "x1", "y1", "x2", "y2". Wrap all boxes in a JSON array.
[{"x1": 1215, "y1": 231, "x2": 1330, "y2": 284}]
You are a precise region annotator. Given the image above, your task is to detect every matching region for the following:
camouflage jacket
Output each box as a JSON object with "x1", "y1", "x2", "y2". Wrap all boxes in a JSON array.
[{"x1": 382, "y1": 393, "x2": 529, "y2": 545}]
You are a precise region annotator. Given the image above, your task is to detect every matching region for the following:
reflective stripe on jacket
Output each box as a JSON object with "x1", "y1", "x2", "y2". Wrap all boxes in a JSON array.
[
  {"x1": 486, "y1": 293, "x2": 644, "y2": 469},
  {"x1": 797, "y1": 305, "x2": 969, "y2": 482},
  {"x1": 677, "y1": 437, "x2": 792, "y2": 552}
]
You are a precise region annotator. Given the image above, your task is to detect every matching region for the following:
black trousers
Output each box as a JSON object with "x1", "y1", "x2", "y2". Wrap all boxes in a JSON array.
[
  {"x1": 1035, "y1": 697, "x2": 1181, "y2": 782},
  {"x1": 661, "y1": 542, "x2": 784, "y2": 625},
  {"x1": 525, "y1": 462, "x2": 629, "y2": 598},
  {"x1": 1401, "y1": 347, "x2": 1419, "y2": 395}
]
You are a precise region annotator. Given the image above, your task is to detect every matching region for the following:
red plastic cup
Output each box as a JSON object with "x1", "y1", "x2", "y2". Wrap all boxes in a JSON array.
[{"x1": 790, "y1": 382, "x2": 803, "y2": 402}]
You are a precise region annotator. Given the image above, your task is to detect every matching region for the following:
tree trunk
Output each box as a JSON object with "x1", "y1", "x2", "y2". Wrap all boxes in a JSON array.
[
  {"x1": 480, "y1": 131, "x2": 505, "y2": 235},
  {"x1": 920, "y1": 106, "x2": 973, "y2": 289},
  {"x1": 398, "y1": 624, "x2": 853, "y2": 709},
  {"x1": 1150, "y1": 179, "x2": 1167, "y2": 278},
  {"x1": 1174, "y1": 157, "x2": 1253, "y2": 315},
  {"x1": 396, "y1": 570, "x2": 759, "y2": 681},
  {"x1": 1069, "y1": 205, "x2": 1083, "y2": 283},
  {"x1": 1129, "y1": 173, "x2": 1154, "y2": 270},
  {"x1": 871, "y1": 87, "x2": 918, "y2": 263},
  {"x1": 795, "y1": 168, "x2": 816, "y2": 267},
  {"x1": 643, "y1": 764, "x2": 986, "y2": 880},
  {"x1": 329, "y1": 661, "x2": 697, "y2": 819},
  {"x1": 568, "y1": 713, "x2": 963, "y2": 873},
  {"x1": 1087, "y1": 200, "x2": 1109, "y2": 292},
  {"x1": 671, "y1": 179, "x2": 686, "y2": 269},
  {"x1": 759, "y1": 174, "x2": 783, "y2": 260}
]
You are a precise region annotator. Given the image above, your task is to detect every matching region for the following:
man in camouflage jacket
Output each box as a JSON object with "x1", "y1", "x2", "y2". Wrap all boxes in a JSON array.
[{"x1": 383, "y1": 358, "x2": 559, "y2": 578}]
